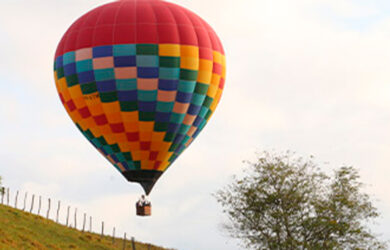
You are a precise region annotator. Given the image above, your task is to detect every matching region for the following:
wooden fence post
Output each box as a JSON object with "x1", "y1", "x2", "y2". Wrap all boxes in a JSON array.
[
  {"x1": 123, "y1": 233, "x2": 127, "y2": 250},
  {"x1": 131, "y1": 237, "x2": 136, "y2": 250},
  {"x1": 56, "y1": 201, "x2": 61, "y2": 223},
  {"x1": 66, "y1": 206, "x2": 70, "y2": 226},
  {"x1": 74, "y1": 208, "x2": 77, "y2": 229},
  {"x1": 38, "y1": 196, "x2": 42, "y2": 215},
  {"x1": 22, "y1": 192, "x2": 27, "y2": 211},
  {"x1": 1, "y1": 187, "x2": 4, "y2": 204},
  {"x1": 30, "y1": 195, "x2": 35, "y2": 213},
  {"x1": 101, "y1": 221, "x2": 104, "y2": 239},
  {"x1": 112, "y1": 227, "x2": 116, "y2": 244},
  {"x1": 6, "y1": 188, "x2": 9, "y2": 205},
  {"x1": 14, "y1": 191, "x2": 19, "y2": 208},
  {"x1": 82, "y1": 213, "x2": 86, "y2": 232},
  {"x1": 47, "y1": 198, "x2": 51, "y2": 219},
  {"x1": 89, "y1": 216, "x2": 92, "y2": 232}
]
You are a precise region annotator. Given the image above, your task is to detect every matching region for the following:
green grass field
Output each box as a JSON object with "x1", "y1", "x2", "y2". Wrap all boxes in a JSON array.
[{"x1": 0, "y1": 204, "x2": 169, "y2": 250}]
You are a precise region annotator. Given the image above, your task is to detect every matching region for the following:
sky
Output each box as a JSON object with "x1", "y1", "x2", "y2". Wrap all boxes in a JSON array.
[{"x1": 1, "y1": 0, "x2": 390, "y2": 249}]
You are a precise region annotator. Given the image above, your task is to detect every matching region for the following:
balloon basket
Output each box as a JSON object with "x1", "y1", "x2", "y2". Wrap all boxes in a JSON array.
[{"x1": 136, "y1": 204, "x2": 151, "y2": 216}]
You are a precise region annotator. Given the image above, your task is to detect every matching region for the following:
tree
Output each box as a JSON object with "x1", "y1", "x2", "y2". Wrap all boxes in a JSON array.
[{"x1": 214, "y1": 151, "x2": 387, "y2": 250}]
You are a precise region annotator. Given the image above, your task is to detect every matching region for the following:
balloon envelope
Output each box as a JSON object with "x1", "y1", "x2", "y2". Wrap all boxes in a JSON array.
[{"x1": 54, "y1": 0, "x2": 226, "y2": 194}]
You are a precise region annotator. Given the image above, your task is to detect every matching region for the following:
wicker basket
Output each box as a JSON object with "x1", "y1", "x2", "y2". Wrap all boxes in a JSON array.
[{"x1": 136, "y1": 204, "x2": 151, "y2": 216}]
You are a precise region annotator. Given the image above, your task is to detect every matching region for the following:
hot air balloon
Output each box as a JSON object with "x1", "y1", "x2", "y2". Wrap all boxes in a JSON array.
[{"x1": 53, "y1": 0, "x2": 226, "y2": 208}]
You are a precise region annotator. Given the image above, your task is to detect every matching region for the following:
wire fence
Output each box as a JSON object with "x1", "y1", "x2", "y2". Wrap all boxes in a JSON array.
[{"x1": 0, "y1": 187, "x2": 153, "y2": 250}]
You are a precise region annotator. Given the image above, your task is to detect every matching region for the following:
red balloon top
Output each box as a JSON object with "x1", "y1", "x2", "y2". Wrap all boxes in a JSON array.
[{"x1": 55, "y1": 0, "x2": 224, "y2": 58}]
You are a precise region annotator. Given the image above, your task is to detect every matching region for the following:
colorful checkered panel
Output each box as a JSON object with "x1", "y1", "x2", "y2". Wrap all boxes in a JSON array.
[{"x1": 54, "y1": 0, "x2": 226, "y2": 195}]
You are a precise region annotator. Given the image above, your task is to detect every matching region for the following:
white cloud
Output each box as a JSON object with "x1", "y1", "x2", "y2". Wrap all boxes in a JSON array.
[
  {"x1": 0, "y1": 94, "x2": 22, "y2": 123},
  {"x1": 317, "y1": 0, "x2": 379, "y2": 19}
]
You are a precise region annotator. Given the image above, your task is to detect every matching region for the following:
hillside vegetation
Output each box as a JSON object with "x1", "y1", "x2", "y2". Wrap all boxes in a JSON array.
[{"x1": 0, "y1": 204, "x2": 169, "y2": 250}]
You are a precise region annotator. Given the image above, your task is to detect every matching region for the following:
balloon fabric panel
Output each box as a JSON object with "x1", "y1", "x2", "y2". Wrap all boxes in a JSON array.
[{"x1": 54, "y1": 0, "x2": 226, "y2": 195}]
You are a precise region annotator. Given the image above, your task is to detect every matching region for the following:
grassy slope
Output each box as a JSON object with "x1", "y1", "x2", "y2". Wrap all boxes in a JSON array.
[{"x1": 0, "y1": 204, "x2": 169, "y2": 250}]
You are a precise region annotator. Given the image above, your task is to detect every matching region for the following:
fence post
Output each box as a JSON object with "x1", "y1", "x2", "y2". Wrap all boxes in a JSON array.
[
  {"x1": 131, "y1": 237, "x2": 136, "y2": 250},
  {"x1": 112, "y1": 227, "x2": 116, "y2": 244},
  {"x1": 6, "y1": 188, "x2": 9, "y2": 205},
  {"x1": 14, "y1": 191, "x2": 19, "y2": 208},
  {"x1": 89, "y1": 216, "x2": 92, "y2": 233},
  {"x1": 30, "y1": 195, "x2": 35, "y2": 213},
  {"x1": 101, "y1": 221, "x2": 104, "y2": 239},
  {"x1": 47, "y1": 198, "x2": 51, "y2": 219},
  {"x1": 1, "y1": 187, "x2": 4, "y2": 204},
  {"x1": 82, "y1": 213, "x2": 86, "y2": 232},
  {"x1": 38, "y1": 196, "x2": 42, "y2": 215},
  {"x1": 123, "y1": 233, "x2": 127, "y2": 250},
  {"x1": 74, "y1": 208, "x2": 77, "y2": 229},
  {"x1": 22, "y1": 192, "x2": 27, "y2": 211},
  {"x1": 66, "y1": 206, "x2": 70, "y2": 226},
  {"x1": 56, "y1": 201, "x2": 61, "y2": 223}
]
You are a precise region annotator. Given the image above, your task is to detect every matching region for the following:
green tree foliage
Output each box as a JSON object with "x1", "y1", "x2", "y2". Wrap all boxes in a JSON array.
[{"x1": 214, "y1": 151, "x2": 387, "y2": 250}]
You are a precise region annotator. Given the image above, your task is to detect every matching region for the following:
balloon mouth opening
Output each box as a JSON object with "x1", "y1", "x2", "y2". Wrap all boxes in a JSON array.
[{"x1": 122, "y1": 170, "x2": 163, "y2": 195}]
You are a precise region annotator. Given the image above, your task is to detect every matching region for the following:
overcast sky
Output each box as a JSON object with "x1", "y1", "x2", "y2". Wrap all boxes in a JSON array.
[{"x1": 1, "y1": 0, "x2": 390, "y2": 249}]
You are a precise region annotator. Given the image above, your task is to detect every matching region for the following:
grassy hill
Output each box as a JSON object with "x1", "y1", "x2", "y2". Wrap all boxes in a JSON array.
[{"x1": 0, "y1": 204, "x2": 170, "y2": 250}]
